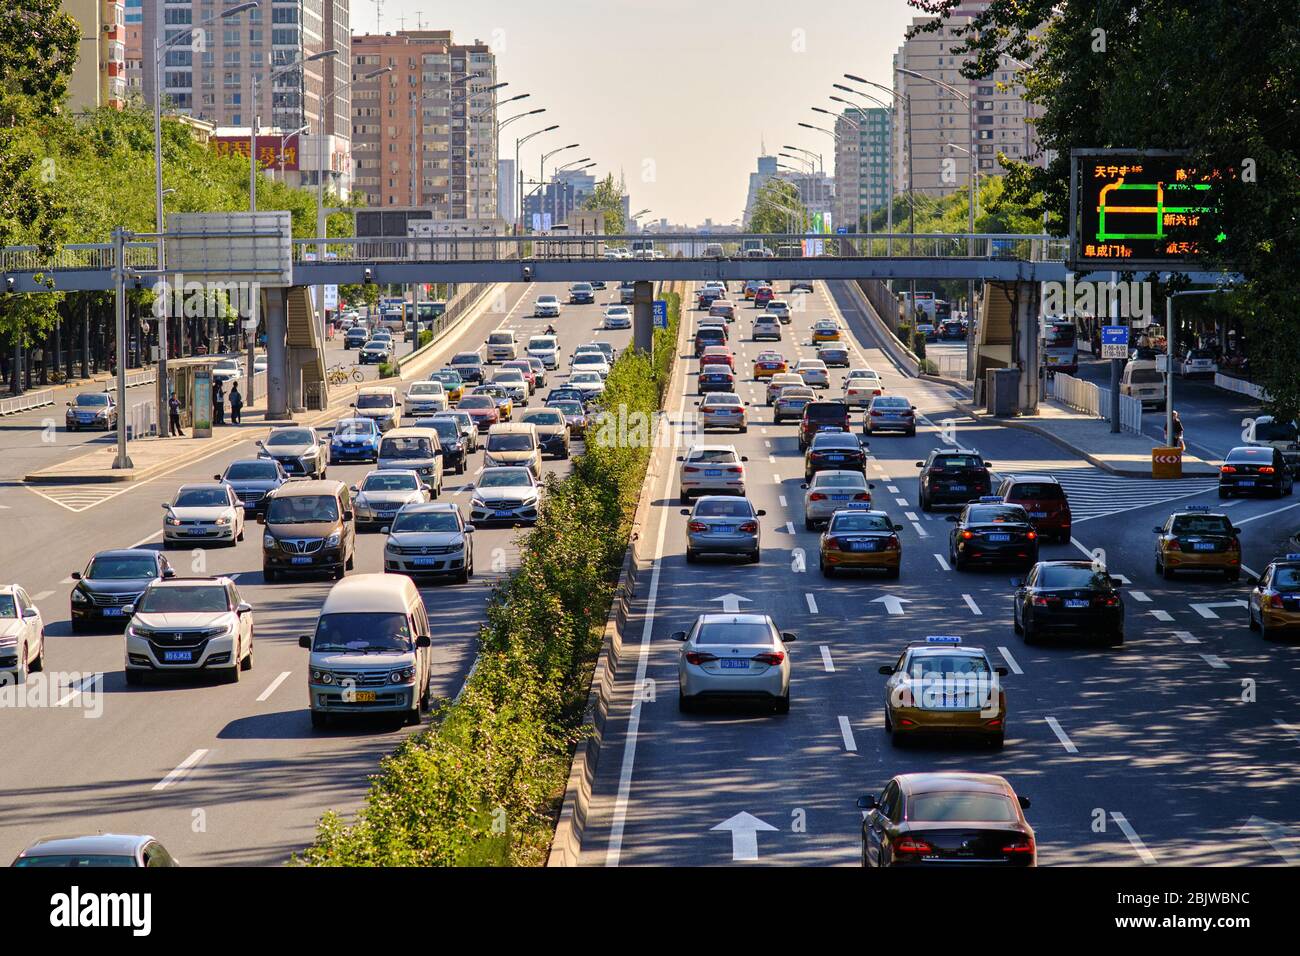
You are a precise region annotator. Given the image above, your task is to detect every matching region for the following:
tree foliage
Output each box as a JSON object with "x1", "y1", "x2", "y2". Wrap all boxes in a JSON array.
[
  {"x1": 747, "y1": 178, "x2": 808, "y2": 233},
  {"x1": 581, "y1": 173, "x2": 626, "y2": 235}
]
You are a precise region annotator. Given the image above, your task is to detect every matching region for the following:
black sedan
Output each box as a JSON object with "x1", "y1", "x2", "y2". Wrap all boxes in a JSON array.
[
  {"x1": 804, "y1": 432, "x2": 867, "y2": 481},
  {"x1": 70, "y1": 549, "x2": 173, "y2": 632},
  {"x1": 215, "y1": 457, "x2": 288, "y2": 515},
  {"x1": 1219, "y1": 445, "x2": 1295, "y2": 498},
  {"x1": 947, "y1": 500, "x2": 1039, "y2": 570},
  {"x1": 1011, "y1": 560, "x2": 1124, "y2": 646},
  {"x1": 858, "y1": 773, "x2": 1035, "y2": 867}
]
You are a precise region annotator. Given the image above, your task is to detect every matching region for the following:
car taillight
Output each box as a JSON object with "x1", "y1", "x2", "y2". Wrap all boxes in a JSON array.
[
  {"x1": 1026, "y1": 531, "x2": 1037, "y2": 540},
  {"x1": 1269, "y1": 594, "x2": 1285, "y2": 608},
  {"x1": 1002, "y1": 838, "x2": 1035, "y2": 856},
  {"x1": 1260, "y1": 466, "x2": 1276, "y2": 474},
  {"x1": 726, "y1": 466, "x2": 743, "y2": 474},
  {"x1": 902, "y1": 410, "x2": 913, "y2": 417},
  {"x1": 885, "y1": 534, "x2": 900, "y2": 549},
  {"x1": 685, "y1": 651, "x2": 717, "y2": 665},
  {"x1": 1096, "y1": 595, "x2": 1120, "y2": 606},
  {"x1": 824, "y1": 538, "x2": 842, "y2": 551},
  {"x1": 853, "y1": 492, "x2": 871, "y2": 501},
  {"x1": 1032, "y1": 595, "x2": 1059, "y2": 606},
  {"x1": 1166, "y1": 538, "x2": 1181, "y2": 551},
  {"x1": 1220, "y1": 465, "x2": 1237, "y2": 473},
  {"x1": 894, "y1": 836, "x2": 933, "y2": 856},
  {"x1": 869, "y1": 410, "x2": 882, "y2": 417},
  {"x1": 753, "y1": 651, "x2": 784, "y2": 665},
  {"x1": 809, "y1": 492, "x2": 828, "y2": 501},
  {"x1": 687, "y1": 521, "x2": 708, "y2": 533},
  {"x1": 1227, "y1": 538, "x2": 1241, "y2": 551},
  {"x1": 683, "y1": 466, "x2": 700, "y2": 473},
  {"x1": 960, "y1": 530, "x2": 973, "y2": 539},
  {"x1": 738, "y1": 521, "x2": 758, "y2": 533}
]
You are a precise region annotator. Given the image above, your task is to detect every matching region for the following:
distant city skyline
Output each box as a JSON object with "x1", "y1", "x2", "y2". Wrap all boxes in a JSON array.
[{"x1": 365, "y1": 0, "x2": 923, "y2": 225}]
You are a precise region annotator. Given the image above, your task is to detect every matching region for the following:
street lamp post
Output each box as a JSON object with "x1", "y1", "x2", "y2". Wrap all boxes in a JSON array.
[
  {"x1": 515, "y1": 125, "x2": 559, "y2": 231},
  {"x1": 832, "y1": 86, "x2": 895, "y2": 243}
]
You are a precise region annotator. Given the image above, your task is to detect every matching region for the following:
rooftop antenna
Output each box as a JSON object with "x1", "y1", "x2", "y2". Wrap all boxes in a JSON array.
[{"x1": 374, "y1": 0, "x2": 384, "y2": 34}]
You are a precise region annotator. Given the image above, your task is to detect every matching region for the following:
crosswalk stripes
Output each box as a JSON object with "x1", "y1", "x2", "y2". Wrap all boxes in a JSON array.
[
  {"x1": 25, "y1": 484, "x2": 131, "y2": 513},
  {"x1": 1008, "y1": 470, "x2": 1221, "y2": 522}
]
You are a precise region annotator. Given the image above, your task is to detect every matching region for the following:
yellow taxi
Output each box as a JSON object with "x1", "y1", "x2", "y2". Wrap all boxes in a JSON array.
[
  {"x1": 432, "y1": 369, "x2": 464, "y2": 404},
  {"x1": 1152, "y1": 506, "x2": 1242, "y2": 581},
  {"x1": 812, "y1": 319, "x2": 842, "y2": 343},
  {"x1": 1248, "y1": 554, "x2": 1300, "y2": 640},
  {"x1": 879, "y1": 636, "x2": 1008, "y2": 748},
  {"x1": 752, "y1": 351, "x2": 788, "y2": 379},
  {"x1": 819, "y1": 509, "x2": 902, "y2": 578},
  {"x1": 743, "y1": 280, "x2": 766, "y2": 301}
]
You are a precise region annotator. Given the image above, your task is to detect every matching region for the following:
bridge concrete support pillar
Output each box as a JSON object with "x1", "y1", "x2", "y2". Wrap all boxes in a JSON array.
[
  {"x1": 1015, "y1": 282, "x2": 1041, "y2": 415},
  {"x1": 265, "y1": 287, "x2": 292, "y2": 421},
  {"x1": 287, "y1": 349, "x2": 305, "y2": 413},
  {"x1": 633, "y1": 279, "x2": 654, "y2": 354}
]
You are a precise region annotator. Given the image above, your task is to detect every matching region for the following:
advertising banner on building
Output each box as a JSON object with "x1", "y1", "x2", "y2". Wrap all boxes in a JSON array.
[{"x1": 212, "y1": 135, "x2": 302, "y2": 171}]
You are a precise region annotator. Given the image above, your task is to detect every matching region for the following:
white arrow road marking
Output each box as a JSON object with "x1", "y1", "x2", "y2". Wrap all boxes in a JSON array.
[
  {"x1": 934, "y1": 553, "x2": 950, "y2": 571},
  {"x1": 256, "y1": 671, "x2": 293, "y2": 702},
  {"x1": 805, "y1": 593, "x2": 818, "y2": 614},
  {"x1": 1129, "y1": 590, "x2": 1151, "y2": 603},
  {"x1": 997, "y1": 647, "x2": 1023, "y2": 675},
  {"x1": 1109, "y1": 812, "x2": 1157, "y2": 864},
  {"x1": 710, "y1": 593, "x2": 752, "y2": 614},
  {"x1": 837, "y1": 716, "x2": 858, "y2": 752},
  {"x1": 819, "y1": 645, "x2": 835, "y2": 672},
  {"x1": 1191, "y1": 600, "x2": 1248, "y2": 620},
  {"x1": 962, "y1": 594, "x2": 982, "y2": 616},
  {"x1": 1044, "y1": 716, "x2": 1078, "y2": 753},
  {"x1": 1200, "y1": 654, "x2": 1228, "y2": 669},
  {"x1": 1150, "y1": 610, "x2": 1174, "y2": 622},
  {"x1": 870, "y1": 594, "x2": 912, "y2": 616},
  {"x1": 152, "y1": 749, "x2": 209, "y2": 792},
  {"x1": 55, "y1": 673, "x2": 101, "y2": 707},
  {"x1": 1239, "y1": 816, "x2": 1300, "y2": 865},
  {"x1": 712, "y1": 812, "x2": 778, "y2": 862}
]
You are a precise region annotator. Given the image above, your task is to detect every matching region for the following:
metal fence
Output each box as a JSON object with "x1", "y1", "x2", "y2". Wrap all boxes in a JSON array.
[
  {"x1": 125, "y1": 400, "x2": 158, "y2": 439},
  {"x1": 1048, "y1": 372, "x2": 1143, "y2": 434},
  {"x1": 1214, "y1": 372, "x2": 1269, "y2": 402},
  {"x1": 929, "y1": 352, "x2": 968, "y2": 380},
  {"x1": 112, "y1": 368, "x2": 157, "y2": 390},
  {"x1": 0, "y1": 388, "x2": 54, "y2": 416}
]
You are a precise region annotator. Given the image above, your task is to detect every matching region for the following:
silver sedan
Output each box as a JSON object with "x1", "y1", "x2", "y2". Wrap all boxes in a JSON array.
[
  {"x1": 801, "y1": 469, "x2": 875, "y2": 530},
  {"x1": 682, "y1": 495, "x2": 765, "y2": 563},
  {"x1": 674, "y1": 613, "x2": 796, "y2": 714}
]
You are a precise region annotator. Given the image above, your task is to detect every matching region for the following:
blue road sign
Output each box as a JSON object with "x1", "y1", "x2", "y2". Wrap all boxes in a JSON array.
[
  {"x1": 653, "y1": 299, "x2": 668, "y2": 329},
  {"x1": 1101, "y1": 325, "x2": 1129, "y2": 345},
  {"x1": 836, "y1": 227, "x2": 848, "y2": 235}
]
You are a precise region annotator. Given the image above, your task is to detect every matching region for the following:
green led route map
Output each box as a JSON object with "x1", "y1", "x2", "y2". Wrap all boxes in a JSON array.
[{"x1": 1071, "y1": 151, "x2": 1225, "y2": 267}]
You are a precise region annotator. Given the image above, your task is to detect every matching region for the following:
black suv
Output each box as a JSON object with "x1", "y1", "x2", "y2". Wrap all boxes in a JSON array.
[
  {"x1": 1219, "y1": 445, "x2": 1295, "y2": 498},
  {"x1": 798, "y1": 401, "x2": 851, "y2": 451},
  {"x1": 804, "y1": 432, "x2": 867, "y2": 481},
  {"x1": 917, "y1": 448, "x2": 993, "y2": 510}
]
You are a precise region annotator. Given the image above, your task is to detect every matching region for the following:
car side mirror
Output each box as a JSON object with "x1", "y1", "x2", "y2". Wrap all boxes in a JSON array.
[
  {"x1": 415, "y1": 635, "x2": 432, "y2": 649},
  {"x1": 214, "y1": 474, "x2": 223, "y2": 481},
  {"x1": 856, "y1": 794, "x2": 878, "y2": 810},
  {"x1": 1232, "y1": 527, "x2": 1242, "y2": 535},
  {"x1": 893, "y1": 524, "x2": 905, "y2": 532},
  {"x1": 122, "y1": 605, "x2": 135, "y2": 616},
  {"x1": 1152, "y1": 526, "x2": 1163, "y2": 534},
  {"x1": 780, "y1": 631, "x2": 797, "y2": 643},
  {"x1": 693, "y1": 401, "x2": 700, "y2": 407},
  {"x1": 756, "y1": 509, "x2": 767, "y2": 517},
  {"x1": 869, "y1": 484, "x2": 876, "y2": 490},
  {"x1": 915, "y1": 461, "x2": 924, "y2": 468},
  {"x1": 670, "y1": 630, "x2": 688, "y2": 642},
  {"x1": 298, "y1": 636, "x2": 312, "y2": 649},
  {"x1": 680, "y1": 508, "x2": 691, "y2": 516},
  {"x1": 343, "y1": 511, "x2": 354, "y2": 522},
  {"x1": 257, "y1": 514, "x2": 266, "y2": 525},
  {"x1": 676, "y1": 456, "x2": 684, "y2": 462},
  {"x1": 22, "y1": 607, "x2": 38, "y2": 619},
  {"x1": 1018, "y1": 795, "x2": 1031, "y2": 810},
  {"x1": 71, "y1": 571, "x2": 82, "y2": 581},
  {"x1": 995, "y1": 666, "x2": 1010, "y2": 677},
  {"x1": 160, "y1": 502, "x2": 170, "y2": 509},
  {"x1": 236, "y1": 602, "x2": 253, "y2": 615},
  {"x1": 162, "y1": 567, "x2": 176, "y2": 579},
  {"x1": 255, "y1": 440, "x2": 265, "y2": 449},
  {"x1": 465, "y1": 525, "x2": 475, "y2": 533},
  {"x1": 878, "y1": 665, "x2": 894, "y2": 675},
  {"x1": 741, "y1": 456, "x2": 749, "y2": 462},
  {"x1": 1010, "y1": 577, "x2": 1024, "y2": 588}
]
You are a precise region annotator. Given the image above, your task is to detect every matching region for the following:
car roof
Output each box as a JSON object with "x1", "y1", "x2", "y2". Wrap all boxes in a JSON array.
[
  {"x1": 384, "y1": 426, "x2": 438, "y2": 438},
  {"x1": 320, "y1": 572, "x2": 420, "y2": 615},
  {"x1": 176, "y1": 482, "x2": 226, "y2": 492},
  {"x1": 399, "y1": 501, "x2": 459, "y2": 514},
  {"x1": 145, "y1": 575, "x2": 233, "y2": 588},
  {"x1": 91, "y1": 548, "x2": 160, "y2": 560},
  {"x1": 694, "y1": 613, "x2": 772, "y2": 626},
  {"x1": 364, "y1": 468, "x2": 424, "y2": 478},
  {"x1": 268, "y1": 479, "x2": 345, "y2": 497},
  {"x1": 812, "y1": 432, "x2": 858, "y2": 445},
  {"x1": 358, "y1": 385, "x2": 397, "y2": 396},
  {"x1": 896, "y1": 772, "x2": 1014, "y2": 797},
  {"x1": 813, "y1": 470, "x2": 868, "y2": 480},
  {"x1": 18, "y1": 834, "x2": 155, "y2": 857},
  {"x1": 1002, "y1": 474, "x2": 1060, "y2": 485},
  {"x1": 932, "y1": 447, "x2": 981, "y2": 456}
]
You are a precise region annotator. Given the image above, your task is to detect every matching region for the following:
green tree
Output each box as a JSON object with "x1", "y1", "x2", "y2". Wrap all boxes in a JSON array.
[
  {"x1": 747, "y1": 178, "x2": 807, "y2": 234},
  {"x1": 909, "y1": 0, "x2": 1300, "y2": 416},
  {"x1": 581, "y1": 173, "x2": 626, "y2": 234}
]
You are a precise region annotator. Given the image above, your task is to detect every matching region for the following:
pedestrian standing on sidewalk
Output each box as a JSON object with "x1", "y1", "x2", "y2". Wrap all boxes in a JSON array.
[
  {"x1": 1169, "y1": 410, "x2": 1185, "y2": 450},
  {"x1": 229, "y1": 383, "x2": 243, "y2": 424},
  {"x1": 213, "y1": 379, "x2": 225, "y2": 425},
  {"x1": 168, "y1": 393, "x2": 184, "y2": 437}
]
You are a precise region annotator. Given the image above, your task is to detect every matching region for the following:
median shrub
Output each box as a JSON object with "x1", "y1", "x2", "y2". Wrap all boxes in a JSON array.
[{"x1": 296, "y1": 307, "x2": 674, "y2": 867}]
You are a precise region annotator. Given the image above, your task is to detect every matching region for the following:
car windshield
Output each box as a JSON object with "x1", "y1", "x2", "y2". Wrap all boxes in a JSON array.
[
  {"x1": 409, "y1": 383, "x2": 443, "y2": 395},
  {"x1": 357, "y1": 394, "x2": 394, "y2": 409},
  {"x1": 333, "y1": 421, "x2": 375, "y2": 438},
  {"x1": 572, "y1": 373, "x2": 602, "y2": 384},
  {"x1": 363, "y1": 473, "x2": 420, "y2": 492},
  {"x1": 812, "y1": 435, "x2": 857, "y2": 450},
  {"x1": 421, "y1": 421, "x2": 460, "y2": 442},
  {"x1": 86, "y1": 556, "x2": 157, "y2": 580},
  {"x1": 573, "y1": 355, "x2": 604, "y2": 365},
  {"x1": 704, "y1": 395, "x2": 742, "y2": 407},
  {"x1": 479, "y1": 469, "x2": 532, "y2": 488},
  {"x1": 694, "y1": 499, "x2": 754, "y2": 518},
  {"x1": 452, "y1": 354, "x2": 481, "y2": 366},
  {"x1": 137, "y1": 586, "x2": 228, "y2": 614},
  {"x1": 829, "y1": 514, "x2": 891, "y2": 533},
  {"x1": 1007, "y1": 483, "x2": 1064, "y2": 500},
  {"x1": 539, "y1": 296, "x2": 558, "y2": 303},
  {"x1": 815, "y1": 473, "x2": 866, "y2": 488},
  {"x1": 173, "y1": 488, "x2": 229, "y2": 508},
  {"x1": 225, "y1": 461, "x2": 279, "y2": 480},
  {"x1": 552, "y1": 402, "x2": 584, "y2": 416},
  {"x1": 967, "y1": 506, "x2": 1026, "y2": 524},
  {"x1": 911, "y1": 654, "x2": 991, "y2": 675},
  {"x1": 433, "y1": 372, "x2": 461, "y2": 384},
  {"x1": 1171, "y1": 515, "x2": 1233, "y2": 534},
  {"x1": 522, "y1": 411, "x2": 563, "y2": 426},
  {"x1": 76, "y1": 394, "x2": 110, "y2": 406},
  {"x1": 460, "y1": 396, "x2": 493, "y2": 409},
  {"x1": 806, "y1": 404, "x2": 848, "y2": 420},
  {"x1": 695, "y1": 622, "x2": 773, "y2": 646},
  {"x1": 380, "y1": 437, "x2": 433, "y2": 459},
  {"x1": 488, "y1": 333, "x2": 513, "y2": 344},
  {"x1": 0, "y1": 594, "x2": 16, "y2": 618},
  {"x1": 267, "y1": 429, "x2": 314, "y2": 447},
  {"x1": 14, "y1": 855, "x2": 137, "y2": 868},
  {"x1": 266, "y1": 495, "x2": 339, "y2": 524},
  {"x1": 1038, "y1": 566, "x2": 1110, "y2": 589},
  {"x1": 487, "y1": 434, "x2": 535, "y2": 452},
  {"x1": 494, "y1": 372, "x2": 525, "y2": 383},
  {"x1": 908, "y1": 792, "x2": 1017, "y2": 823},
  {"x1": 391, "y1": 511, "x2": 461, "y2": 534},
  {"x1": 688, "y1": 449, "x2": 737, "y2": 463},
  {"x1": 312, "y1": 612, "x2": 412, "y2": 653},
  {"x1": 873, "y1": 398, "x2": 908, "y2": 409},
  {"x1": 528, "y1": 337, "x2": 557, "y2": 349}
]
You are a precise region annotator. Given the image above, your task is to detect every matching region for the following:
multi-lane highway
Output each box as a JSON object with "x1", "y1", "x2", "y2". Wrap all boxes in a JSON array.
[
  {"x1": 0, "y1": 279, "x2": 634, "y2": 865},
  {"x1": 577, "y1": 279, "x2": 1300, "y2": 867}
]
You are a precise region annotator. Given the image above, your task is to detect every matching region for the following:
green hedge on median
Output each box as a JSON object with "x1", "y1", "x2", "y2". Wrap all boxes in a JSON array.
[{"x1": 296, "y1": 311, "x2": 674, "y2": 866}]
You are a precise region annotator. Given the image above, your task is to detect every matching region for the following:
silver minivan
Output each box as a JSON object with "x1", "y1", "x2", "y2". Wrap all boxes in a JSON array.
[
  {"x1": 377, "y1": 426, "x2": 445, "y2": 497},
  {"x1": 299, "y1": 574, "x2": 432, "y2": 728}
]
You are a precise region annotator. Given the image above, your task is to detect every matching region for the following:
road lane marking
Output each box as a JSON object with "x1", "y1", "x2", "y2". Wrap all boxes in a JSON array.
[
  {"x1": 31, "y1": 590, "x2": 54, "y2": 601},
  {"x1": 911, "y1": 521, "x2": 928, "y2": 538},
  {"x1": 778, "y1": 495, "x2": 787, "y2": 507},
  {"x1": 1234, "y1": 501, "x2": 1300, "y2": 526},
  {"x1": 819, "y1": 645, "x2": 834, "y2": 672},
  {"x1": 1110, "y1": 812, "x2": 1157, "y2": 864},
  {"x1": 1149, "y1": 610, "x2": 1174, "y2": 622},
  {"x1": 961, "y1": 594, "x2": 982, "y2": 616},
  {"x1": 768, "y1": 454, "x2": 776, "y2": 464},
  {"x1": 1191, "y1": 600, "x2": 1247, "y2": 619},
  {"x1": 771, "y1": 474, "x2": 781, "y2": 484},
  {"x1": 1044, "y1": 716, "x2": 1078, "y2": 753},
  {"x1": 805, "y1": 593, "x2": 818, "y2": 613},
  {"x1": 785, "y1": 521, "x2": 795, "y2": 534},
  {"x1": 887, "y1": 485, "x2": 900, "y2": 494},
  {"x1": 934, "y1": 553, "x2": 950, "y2": 571},
  {"x1": 256, "y1": 670, "x2": 292, "y2": 702},
  {"x1": 897, "y1": 498, "x2": 910, "y2": 507},
  {"x1": 837, "y1": 716, "x2": 857, "y2": 752},
  {"x1": 1200, "y1": 654, "x2": 1228, "y2": 669},
  {"x1": 128, "y1": 530, "x2": 163, "y2": 549},
  {"x1": 997, "y1": 647, "x2": 1023, "y2": 675},
  {"x1": 55, "y1": 673, "x2": 101, "y2": 707},
  {"x1": 1128, "y1": 590, "x2": 1151, "y2": 602},
  {"x1": 152, "y1": 748, "x2": 209, "y2": 791},
  {"x1": 904, "y1": 510, "x2": 918, "y2": 521},
  {"x1": 60, "y1": 576, "x2": 75, "y2": 584}
]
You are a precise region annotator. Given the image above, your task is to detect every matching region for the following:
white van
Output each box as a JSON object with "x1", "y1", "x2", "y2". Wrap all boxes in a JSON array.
[
  {"x1": 299, "y1": 574, "x2": 432, "y2": 728},
  {"x1": 1120, "y1": 360, "x2": 1167, "y2": 409},
  {"x1": 485, "y1": 329, "x2": 518, "y2": 363},
  {"x1": 526, "y1": 334, "x2": 560, "y2": 369},
  {"x1": 377, "y1": 426, "x2": 445, "y2": 497},
  {"x1": 353, "y1": 385, "x2": 401, "y2": 432},
  {"x1": 483, "y1": 422, "x2": 542, "y2": 478}
]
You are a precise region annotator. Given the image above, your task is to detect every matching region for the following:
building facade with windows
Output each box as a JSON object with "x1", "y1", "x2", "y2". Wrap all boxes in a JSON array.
[
  {"x1": 834, "y1": 106, "x2": 892, "y2": 232},
  {"x1": 65, "y1": 0, "x2": 127, "y2": 111}
]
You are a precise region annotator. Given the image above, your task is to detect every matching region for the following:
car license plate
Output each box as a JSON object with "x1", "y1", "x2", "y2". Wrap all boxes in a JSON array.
[
  {"x1": 827, "y1": 455, "x2": 845, "y2": 461},
  {"x1": 411, "y1": 557, "x2": 437, "y2": 566},
  {"x1": 1238, "y1": 479, "x2": 1255, "y2": 486},
  {"x1": 720, "y1": 659, "x2": 749, "y2": 669},
  {"x1": 948, "y1": 484, "x2": 968, "y2": 492},
  {"x1": 494, "y1": 509, "x2": 515, "y2": 518},
  {"x1": 163, "y1": 650, "x2": 193, "y2": 662},
  {"x1": 1029, "y1": 511, "x2": 1047, "y2": 518},
  {"x1": 705, "y1": 469, "x2": 722, "y2": 477},
  {"x1": 819, "y1": 425, "x2": 839, "y2": 431},
  {"x1": 847, "y1": 501, "x2": 872, "y2": 509},
  {"x1": 850, "y1": 540, "x2": 877, "y2": 551},
  {"x1": 291, "y1": 556, "x2": 313, "y2": 565},
  {"x1": 102, "y1": 607, "x2": 124, "y2": 617},
  {"x1": 831, "y1": 494, "x2": 850, "y2": 501},
  {"x1": 377, "y1": 511, "x2": 395, "y2": 519},
  {"x1": 1065, "y1": 599, "x2": 1089, "y2": 609},
  {"x1": 1193, "y1": 542, "x2": 1216, "y2": 551},
  {"x1": 353, "y1": 691, "x2": 377, "y2": 702},
  {"x1": 987, "y1": 533, "x2": 1011, "y2": 542}
]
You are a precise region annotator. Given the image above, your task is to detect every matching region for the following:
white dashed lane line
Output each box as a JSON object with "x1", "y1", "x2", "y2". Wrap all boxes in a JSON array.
[
  {"x1": 934, "y1": 554, "x2": 950, "y2": 571},
  {"x1": 1172, "y1": 630, "x2": 1201, "y2": 644},
  {"x1": 819, "y1": 646, "x2": 835, "y2": 672},
  {"x1": 997, "y1": 646, "x2": 1023, "y2": 675},
  {"x1": 962, "y1": 594, "x2": 983, "y2": 616},
  {"x1": 152, "y1": 749, "x2": 209, "y2": 792},
  {"x1": 1110, "y1": 812, "x2": 1157, "y2": 864},
  {"x1": 1150, "y1": 610, "x2": 1174, "y2": 622},
  {"x1": 1200, "y1": 654, "x2": 1229, "y2": 669},
  {"x1": 837, "y1": 716, "x2": 858, "y2": 752},
  {"x1": 1044, "y1": 716, "x2": 1079, "y2": 753}
]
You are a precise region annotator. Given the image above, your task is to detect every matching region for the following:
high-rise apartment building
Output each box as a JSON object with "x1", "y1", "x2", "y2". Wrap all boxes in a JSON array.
[
  {"x1": 64, "y1": 0, "x2": 127, "y2": 111},
  {"x1": 498, "y1": 158, "x2": 516, "y2": 225},
  {"x1": 892, "y1": 0, "x2": 1043, "y2": 197},
  {"x1": 123, "y1": 0, "x2": 143, "y2": 93},
  {"x1": 834, "y1": 107, "x2": 892, "y2": 232},
  {"x1": 350, "y1": 30, "x2": 498, "y2": 220},
  {"x1": 742, "y1": 154, "x2": 779, "y2": 225}
]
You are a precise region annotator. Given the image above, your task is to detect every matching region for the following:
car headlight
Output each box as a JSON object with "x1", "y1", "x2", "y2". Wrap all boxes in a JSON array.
[
  {"x1": 325, "y1": 531, "x2": 342, "y2": 548},
  {"x1": 312, "y1": 669, "x2": 336, "y2": 685},
  {"x1": 165, "y1": 515, "x2": 182, "y2": 526},
  {"x1": 129, "y1": 625, "x2": 154, "y2": 639},
  {"x1": 471, "y1": 497, "x2": 486, "y2": 509},
  {"x1": 263, "y1": 533, "x2": 276, "y2": 549},
  {"x1": 71, "y1": 589, "x2": 88, "y2": 604},
  {"x1": 215, "y1": 515, "x2": 231, "y2": 526},
  {"x1": 389, "y1": 667, "x2": 416, "y2": 684}
]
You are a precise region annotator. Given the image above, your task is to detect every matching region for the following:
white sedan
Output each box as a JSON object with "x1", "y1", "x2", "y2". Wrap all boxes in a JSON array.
[
  {"x1": 677, "y1": 444, "x2": 748, "y2": 503},
  {"x1": 793, "y1": 359, "x2": 830, "y2": 388},
  {"x1": 0, "y1": 585, "x2": 45, "y2": 680},
  {"x1": 534, "y1": 295, "x2": 562, "y2": 318},
  {"x1": 844, "y1": 369, "x2": 885, "y2": 407},
  {"x1": 603, "y1": 305, "x2": 633, "y2": 330},
  {"x1": 161, "y1": 484, "x2": 245, "y2": 548},
  {"x1": 404, "y1": 380, "x2": 449, "y2": 416}
]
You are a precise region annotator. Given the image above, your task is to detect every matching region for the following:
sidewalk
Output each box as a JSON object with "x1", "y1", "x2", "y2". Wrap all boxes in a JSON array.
[{"x1": 956, "y1": 395, "x2": 1220, "y2": 478}]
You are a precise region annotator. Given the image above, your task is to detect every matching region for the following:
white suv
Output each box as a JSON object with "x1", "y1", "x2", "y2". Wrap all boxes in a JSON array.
[{"x1": 124, "y1": 577, "x2": 254, "y2": 685}]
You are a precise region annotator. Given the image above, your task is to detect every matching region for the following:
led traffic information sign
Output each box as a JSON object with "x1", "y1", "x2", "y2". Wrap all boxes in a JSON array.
[{"x1": 1069, "y1": 150, "x2": 1226, "y2": 269}]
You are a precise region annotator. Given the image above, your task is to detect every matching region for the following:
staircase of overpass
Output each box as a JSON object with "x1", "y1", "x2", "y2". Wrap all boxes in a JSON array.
[
  {"x1": 973, "y1": 281, "x2": 1018, "y2": 384},
  {"x1": 285, "y1": 286, "x2": 327, "y2": 409}
]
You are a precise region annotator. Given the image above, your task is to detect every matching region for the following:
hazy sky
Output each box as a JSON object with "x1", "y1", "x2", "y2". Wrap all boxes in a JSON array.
[{"x1": 361, "y1": 0, "x2": 923, "y2": 224}]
